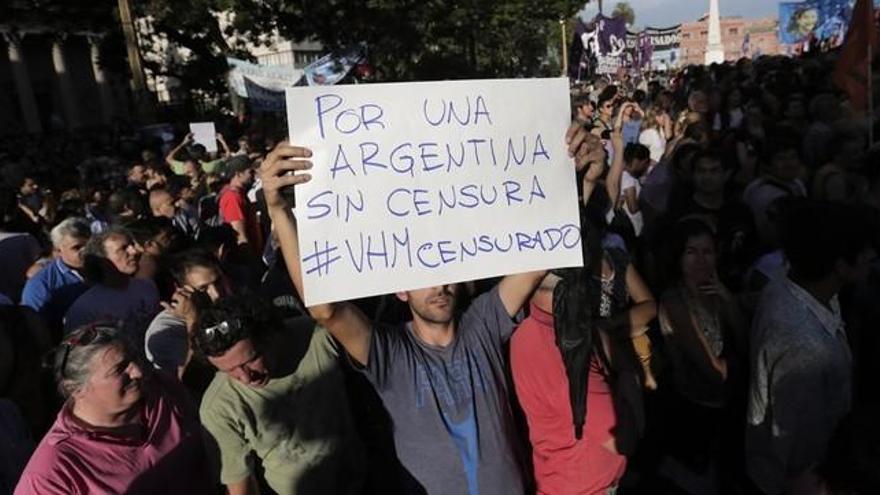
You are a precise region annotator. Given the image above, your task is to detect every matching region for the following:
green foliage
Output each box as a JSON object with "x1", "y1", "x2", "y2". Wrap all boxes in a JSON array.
[
  {"x1": 611, "y1": 1, "x2": 635, "y2": 26},
  {"x1": 264, "y1": 0, "x2": 584, "y2": 81}
]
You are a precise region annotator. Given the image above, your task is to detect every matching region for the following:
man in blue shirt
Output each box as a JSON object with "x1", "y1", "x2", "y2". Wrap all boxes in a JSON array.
[{"x1": 21, "y1": 217, "x2": 90, "y2": 334}]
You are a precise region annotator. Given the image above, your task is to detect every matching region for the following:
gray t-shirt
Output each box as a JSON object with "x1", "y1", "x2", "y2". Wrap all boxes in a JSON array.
[
  {"x1": 144, "y1": 309, "x2": 188, "y2": 372},
  {"x1": 362, "y1": 286, "x2": 524, "y2": 495}
]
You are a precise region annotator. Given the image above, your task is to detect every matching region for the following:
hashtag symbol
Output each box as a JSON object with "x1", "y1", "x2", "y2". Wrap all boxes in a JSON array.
[{"x1": 302, "y1": 240, "x2": 342, "y2": 277}]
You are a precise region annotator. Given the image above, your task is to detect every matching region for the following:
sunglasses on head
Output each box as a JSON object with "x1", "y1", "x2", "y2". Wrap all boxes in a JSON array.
[
  {"x1": 200, "y1": 318, "x2": 242, "y2": 343},
  {"x1": 57, "y1": 323, "x2": 119, "y2": 378}
]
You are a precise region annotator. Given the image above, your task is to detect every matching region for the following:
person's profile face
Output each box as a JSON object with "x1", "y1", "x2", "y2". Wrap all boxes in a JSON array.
[
  {"x1": 58, "y1": 235, "x2": 88, "y2": 269},
  {"x1": 20, "y1": 178, "x2": 38, "y2": 196},
  {"x1": 184, "y1": 265, "x2": 226, "y2": 302},
  {"x1": 208, "y1": 339, "x2": 270, "y2": 387},
  {"x1": 74, "y1": 344, "x2": 145, "y2": 415},
  {"x1": 153, "y1": 192, "x2": 177, "y2": 219},
  {"x1": 103, "y1": 233, "x2": 140, "y2": 275},
  {"x1": 129, "y1": 165, "x2": 146, "y2": 184}
]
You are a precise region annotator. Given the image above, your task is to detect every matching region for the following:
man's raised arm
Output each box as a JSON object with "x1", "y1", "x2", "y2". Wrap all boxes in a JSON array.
[
  {"x1": 260, "y1": 143, "x2": 373, "y2": 365},
  {"x1": 165, "y1": 133, "x2": 192, "y2": 168}
]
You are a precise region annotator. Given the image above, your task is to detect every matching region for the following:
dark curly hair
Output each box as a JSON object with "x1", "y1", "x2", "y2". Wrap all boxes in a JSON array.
[{"x1": 193, "y1": 293, "x2": 281, "y2": 358}]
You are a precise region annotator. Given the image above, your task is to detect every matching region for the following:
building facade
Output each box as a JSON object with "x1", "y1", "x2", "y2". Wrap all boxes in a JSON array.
[
  {"x1": 0, "y1": 30, "x2": 129, "y2": 135},
  {"x1": 680, "y1": 15, "x2": 781, "y2": 66}
]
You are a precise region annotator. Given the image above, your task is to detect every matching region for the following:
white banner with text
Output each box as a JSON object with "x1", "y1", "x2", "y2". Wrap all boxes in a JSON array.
[{"x1": 286, "y1": 78, "x2": 583, "y2": 306}]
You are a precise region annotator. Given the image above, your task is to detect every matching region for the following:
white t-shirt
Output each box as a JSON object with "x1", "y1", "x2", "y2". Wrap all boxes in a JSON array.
[
  {"x1": 607, "y1": 170, "x2": 644, "y2": 236},
  {"x1": 639, "y1": 128, "x2": 666, "y2": 163}
]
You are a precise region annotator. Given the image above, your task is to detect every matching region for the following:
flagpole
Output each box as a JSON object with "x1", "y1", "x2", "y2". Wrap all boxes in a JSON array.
[{"x1": 561, "y1": 19, "x2": 569, "y2": 78}]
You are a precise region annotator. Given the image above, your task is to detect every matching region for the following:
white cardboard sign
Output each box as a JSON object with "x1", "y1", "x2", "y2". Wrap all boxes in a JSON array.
[
  {"x1": 286, "y1": 78, "x2": 583, "y2": 306},
  {"x1": 189, "y1": 122, "x2": 217, "y2": 152}
]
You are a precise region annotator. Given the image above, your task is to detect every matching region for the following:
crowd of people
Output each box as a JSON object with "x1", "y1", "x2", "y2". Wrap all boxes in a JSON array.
[{"x1": 1, "y1": 51, "x2": 879, "y2": 495}]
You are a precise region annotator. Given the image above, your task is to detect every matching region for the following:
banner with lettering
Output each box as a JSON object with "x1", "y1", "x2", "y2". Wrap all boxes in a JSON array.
[
  {"x1": 285, "y1": 78, "x2": 583, "y2": 305},
  {"x1": 227, "y1": 57, "x2": 303, "y2": 112}
]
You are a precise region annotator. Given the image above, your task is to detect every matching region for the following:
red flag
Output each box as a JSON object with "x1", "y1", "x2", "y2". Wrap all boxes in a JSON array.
[{"x1": 833, "y1": 0, "x2": 878, "y2": 111}]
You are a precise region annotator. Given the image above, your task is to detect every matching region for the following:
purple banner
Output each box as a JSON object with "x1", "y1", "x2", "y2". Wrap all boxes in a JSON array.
[{"x1": 597, "y1": 15, "x2": 628, "y2": 57}]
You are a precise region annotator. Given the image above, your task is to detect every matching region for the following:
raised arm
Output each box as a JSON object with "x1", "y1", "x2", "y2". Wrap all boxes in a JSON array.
[
  {"x1": 605, "y1": 130, "x2": 625, "y2": 208},
  {"x1": 565, "y1": 123, "x2": 606, "y2": 206},
  {"x1": 217, "y1": 134, "x2": 232, "y2": 158},
  {"x1": 493, "y1": 122, "x2": 599, "y2": 318},
  {"x1": 166, "y1": 133, "x2": 193, "y2": 167},
  {"x1": 260, "y1": 143, "x2": 373, "y2": 365}
]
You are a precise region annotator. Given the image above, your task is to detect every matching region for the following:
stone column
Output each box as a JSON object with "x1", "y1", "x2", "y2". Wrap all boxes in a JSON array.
[
  {"x1": 3, "y1": 32, "x2": 42, "y2": 133},
  {"x1": 705, "y1": 0, "x2": 725, "y2": 65},
  {"x1": 87, "y1": 34, "x2": 115, "y2": 125},
  {"x1": 51, "y1": 34, "x2": 81, "y2": 129}
]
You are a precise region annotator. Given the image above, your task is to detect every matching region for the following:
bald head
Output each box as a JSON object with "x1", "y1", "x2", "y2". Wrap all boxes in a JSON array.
[{"x1": 149, "y1": 189, "x2": 176, "y2": 219}]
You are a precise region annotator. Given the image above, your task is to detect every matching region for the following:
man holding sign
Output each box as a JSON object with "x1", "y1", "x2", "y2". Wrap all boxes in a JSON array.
[{"x1": 259, "y1": 114, "x2": 596, "y2": 494}]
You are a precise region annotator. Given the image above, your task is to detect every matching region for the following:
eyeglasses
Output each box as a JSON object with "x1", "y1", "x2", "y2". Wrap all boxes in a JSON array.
[{"x1": 57, "y1": 323, "x2": 118, "y2": 378}]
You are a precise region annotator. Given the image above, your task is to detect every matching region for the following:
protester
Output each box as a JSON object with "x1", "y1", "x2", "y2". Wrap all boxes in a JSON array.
[
  {"x1": 509, "y1": 155, "x2": 654, "y2": 494},
  {"x1": 149, "y1": 188, "x2": 200, "y2": 239},
  {"x1": 656, "y1": 219, "x2": 748, "y2": 493},
  {"x1": 259, "y1": 123, "x2": 593, "y2": 494},
  {"x1": 145, "y1": 250, "x2": 229, "y2": 374},
  {"x1": 742, "y1": 136, "x2": 807, "y2": 248},
  {"x1": 128, "y1": 216, "x2": 175, "y2": 283},
  {"x1": 14, "y1": 323, "x2": 211, "y2": 494},
  {"x1": 63, "y1": 226, "x2": 160, "y2": 334},
  {"x1": 195, "y1": 294, "x2": 364, "y2": 494},
  {"x1": 21, "y1": 217, "x2": 90, "y2": 334},
  {"x1": 165, "y1": 132, "x2": 231, "y2": 175},
  {"x1": 218, "y1": 156, "x2": 262, "y2": 254},
  {"x1": 746, "y1": 200, "x2": 876, "y2": 495}
]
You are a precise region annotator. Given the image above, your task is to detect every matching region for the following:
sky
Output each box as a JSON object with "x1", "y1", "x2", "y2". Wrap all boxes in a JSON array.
[{"x1": 580, "y1": 0, "x2": 780, "y2": 29}]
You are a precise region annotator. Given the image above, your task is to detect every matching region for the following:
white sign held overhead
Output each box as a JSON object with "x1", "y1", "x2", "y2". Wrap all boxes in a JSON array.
[
  {"x1": 189, "y1": 122, "x2": 217, "y2": 153},
  {"x1": 286, "y1": 78, "x2": 583, "y2": 306}
]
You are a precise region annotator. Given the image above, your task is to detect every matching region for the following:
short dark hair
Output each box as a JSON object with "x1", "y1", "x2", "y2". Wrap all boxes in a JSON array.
[
  {"x1": 683, "y1": 120, "x2": 710, "y2": 142},
  {"x1": 193, "y1": 294, "x2": 280, "y2": 358},
  {"x1": 574, "y1": 94, "x2": 594, "y2": 108},
  {"x1": 761, "y1": 134, "x2": 801, "y2": 165},
  {"x1": 81, "y1": 225, "x2": 134, "y2": 283},
  {"x1": 692, "y1": 149, "x2": 736, "y2": 173},
  {"x1": 597, "y1": 94, "x2": 616, "y2": 111},
  {"x1": 169, "y1": 249, "x2": 222, "y2": 286},
  {"x1": 128, "y1": 216, "x2": 173, "y2": 246},
  {"x1": 107, "y1": 189, "x2": 147, "y2": 220},
  {"x1": 223, "y1": 155, "x2": 253, "y2": 180},
  {"x1": 780, "y1": 199, "x2": 876, "y2": 281},
  {"x1": 623, "y1": 143, "x2": 650, "y2": 163},
  {"x1": 189, "y1": 144, "x2": 207, "y2": 160}
]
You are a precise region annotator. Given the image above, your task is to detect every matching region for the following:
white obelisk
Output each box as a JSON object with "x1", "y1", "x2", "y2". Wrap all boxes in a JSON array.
[{"x1": 705, "y1": 0, "x2": 725, "y2": 64}]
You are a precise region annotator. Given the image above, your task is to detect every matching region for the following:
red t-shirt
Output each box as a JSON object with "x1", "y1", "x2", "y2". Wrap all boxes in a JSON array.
[
  {"x1": 15, "y1": 374, "x2": 211, "y2": 494},
  {"x1": 219, "y1": 185, "x2": 263, "y2": 255},
  {"x1": 510, "y1": 303, "x2": 626, "y2": 495}
]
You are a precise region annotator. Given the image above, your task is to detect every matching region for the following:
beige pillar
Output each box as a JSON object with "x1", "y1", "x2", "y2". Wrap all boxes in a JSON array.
[
  {"x1": 51, "y1": 35, "x2": 81, "y2": 129},
  {"x1": 87, "y1": 35, "x2": 115, "y2": 124},
  {"x1": 4, "y1": 32, "x2": 42, "y2": 133}
]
